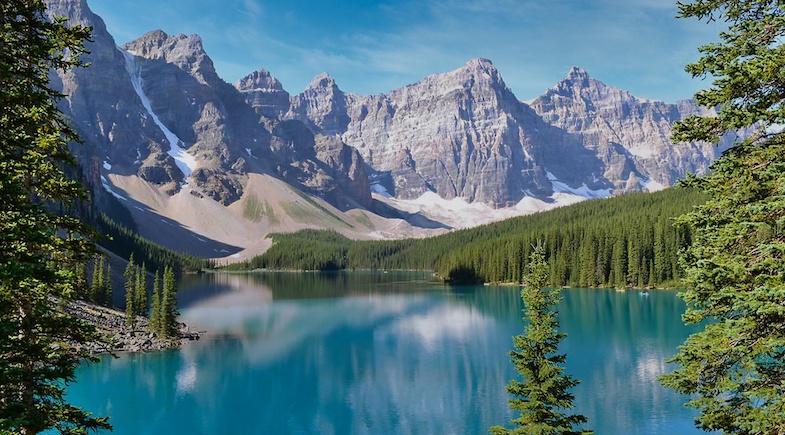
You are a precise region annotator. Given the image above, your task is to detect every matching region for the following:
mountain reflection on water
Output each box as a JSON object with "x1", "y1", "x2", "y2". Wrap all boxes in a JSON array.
[{"x1": 66, "y1": 272, "x2": 703, "y2": 434}]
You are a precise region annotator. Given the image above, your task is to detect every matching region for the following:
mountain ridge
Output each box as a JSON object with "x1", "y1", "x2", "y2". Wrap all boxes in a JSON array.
[{"x1": 44, "y1": 0, "x2": 731, "y2": 261}]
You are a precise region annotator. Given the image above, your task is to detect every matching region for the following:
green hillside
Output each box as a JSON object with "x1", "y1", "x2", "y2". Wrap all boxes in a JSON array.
[{"x1": 230, "y1": 187, "x2": 706, "y2": 288}]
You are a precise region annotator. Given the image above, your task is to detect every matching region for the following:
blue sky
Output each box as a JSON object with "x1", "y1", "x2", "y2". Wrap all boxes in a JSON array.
[{"x1": 88, "y1": 0, "x2": 721, "y2": 102}]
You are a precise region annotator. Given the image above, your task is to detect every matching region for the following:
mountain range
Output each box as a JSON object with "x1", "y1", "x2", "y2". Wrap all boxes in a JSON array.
[{"x1": 44, "y1": 0, "x2": 735, "y2": 261}]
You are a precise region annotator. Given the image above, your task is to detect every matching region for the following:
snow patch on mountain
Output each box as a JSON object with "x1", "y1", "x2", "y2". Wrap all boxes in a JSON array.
[
  {"x1": 101, "y1": 175, "x2": 127, "y2": 201},
  {"x1": 546, "y1": 172, "x2": 612, "y2": 199},
  {"x1": 641, "y1": 178, "x2": 666, "y2": 192},
  {"x1": 375, "y1": 189, "x2": 596, "y2": 229},
  {"x1": 370, "y1": 182, "x2": 392, "y2": 198},
  {"x1": 627, "y1": 145, "x2": 657, "y2": 158},
  {"x1": 121, "y1": 48, "x2": 197, "y2": 181}
]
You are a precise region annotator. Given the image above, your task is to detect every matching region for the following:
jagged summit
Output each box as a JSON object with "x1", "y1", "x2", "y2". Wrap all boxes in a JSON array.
[
  {"x1": 463, "y1": 57, "x2": 495, "y2": 70},
  {"x1": 562, "y1": 66, "x2": 592, "y2": 85},
  {"x1": 235, "y1": 69, "x2": 290, "y2": 118},
  {"x1": 235, "y1": 68, "x2": 285, "y2": 92},
  {"x1": 306, "y1": 72, "x2": 339, "y2": 90},
  {"x1": 43, "y1": 0, "x2": 733, "y2": 252},
  {"x1": 124, "y1": 30, "x2": 206, "y2": 60}
]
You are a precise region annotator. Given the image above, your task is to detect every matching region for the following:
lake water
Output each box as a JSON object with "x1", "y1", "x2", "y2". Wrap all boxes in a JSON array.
[{"x1": 66, "y1": 271, "x2": 704, "y2": 434}]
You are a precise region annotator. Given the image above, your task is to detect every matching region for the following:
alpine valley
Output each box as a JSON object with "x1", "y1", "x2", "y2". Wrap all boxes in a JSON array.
[{"x1": 46, "y1": 0, "x2": 735, "y2": 261}]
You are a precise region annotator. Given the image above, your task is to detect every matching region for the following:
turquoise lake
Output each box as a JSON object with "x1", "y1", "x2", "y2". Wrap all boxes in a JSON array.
[{"x1": 66, "y1": 271, "x2": 705, "y2": 434}]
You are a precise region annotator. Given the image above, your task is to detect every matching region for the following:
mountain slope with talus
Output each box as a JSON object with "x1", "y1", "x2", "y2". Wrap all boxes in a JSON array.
[{"x1": 45, "y1": 0, "x2": 730, "y2": 261}]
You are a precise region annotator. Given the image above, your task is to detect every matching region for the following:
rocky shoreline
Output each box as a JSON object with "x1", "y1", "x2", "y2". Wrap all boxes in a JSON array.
[{"x1": 64, "y1": 299, "x2": 201, "y2": 354}]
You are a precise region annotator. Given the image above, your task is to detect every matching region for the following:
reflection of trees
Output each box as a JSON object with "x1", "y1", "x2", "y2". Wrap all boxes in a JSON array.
[
  {"x1": 179, "y1": 270, "x2": 437, "y2": 307},
  {"x1": 67, "y1": 279, "x2": 702, "y2": 434},
  {"x1": 559, "y1": 289, "x2": 703, "y2": 434}
]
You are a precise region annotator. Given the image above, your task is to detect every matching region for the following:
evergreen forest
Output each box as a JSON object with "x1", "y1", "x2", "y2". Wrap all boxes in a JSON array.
[{"x1": 230, "y1": 187, "x2": 706, "y2": 288}]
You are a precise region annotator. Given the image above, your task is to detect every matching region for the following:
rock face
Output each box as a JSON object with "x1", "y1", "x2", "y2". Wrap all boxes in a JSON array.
[
  {"x1": 287, "y1": 59, "x2": 728, "y2": 206},
  {"x1": 528, "y1": 67, "x2": 732, "y2": 192},
  {"x1": 235, "y1": 69, "x2": 290, "y2": 119},
  {"x1": 45, "y1": 0, "x2": 372, "y2": 212},
  {"x1": 46, "y1": 0, "x2": 730, "y2": 234}
]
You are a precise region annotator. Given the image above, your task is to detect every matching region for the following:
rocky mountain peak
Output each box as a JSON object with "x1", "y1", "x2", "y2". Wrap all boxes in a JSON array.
[
  {"x1": 552, "y1": 66, "x2": 606, "y2": 95},
  {"x1": 288, "y1": 72, "x2": 348, "y2": 135},
  {"x1": 123, "y1": 30, "x2": 218, "y2": 85},
  {"x1": 235, "y1": 68, "x2": 285, "y2": 92},
  {"x1": 306, "y1": 72, "x2": 339, "y2": 91},
  {"x1": 565, "y1": 66, "x2": 590, "y2": 81},
  {"x1": 463, "y1": 57, "x2": 495, "y2": 71},
  {"x1": 235, "y1": 69, "x2": 290, "y2": 118},
  {"x1": 45, "y1": 0, "x2": 93, "y2": 24}
]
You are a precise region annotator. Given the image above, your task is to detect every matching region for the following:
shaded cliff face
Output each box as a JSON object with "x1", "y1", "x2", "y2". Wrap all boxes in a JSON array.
[
  {"x1": 235, "y1": 69, "x2": 290, "y2": 119},
  {"x1": 45, "y1": 0, "x2": 183, "y2": 206},
  {"x1": 46, "y1": 0, "x2": 372, "y2": 211},
  {"x1": 120, "y1": 30, "x2": 267, "y2": 204},
  {"x1": 528, "y1": 67, "x2": 730, "y2": 191}
]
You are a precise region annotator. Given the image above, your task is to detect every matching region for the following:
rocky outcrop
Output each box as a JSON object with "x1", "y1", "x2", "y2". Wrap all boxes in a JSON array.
[
  {"x1": 63, "y1": 299, "x2": 199, "y2": 354},
  {"x1": 528, "y1": 67, "x2": 732, "y2": 191},
  {"x1": 45, "y1": 0, "x2": 178, "y2": 206},
  {"x1": 120, "y1": 30, "x2": 273, "y2": 203},
  {"x1": 289, "y1": 59, "x2": 608, "y2": 206},
  {"x1": 288, "y1": 73, "x2": 350, "y2": 136},
  {"x1": 46, "y1": 0, "x2": 373, "y2": 215},
  {"x1": 287, "y1": 59, "x2": 731, "y2": 206},
  {"x1": 235, "y1": 69, "x2": 291, "y2": 119}
]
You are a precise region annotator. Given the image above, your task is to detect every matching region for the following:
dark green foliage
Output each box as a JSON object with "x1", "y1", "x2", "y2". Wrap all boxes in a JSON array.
[
  {"x1": 235, "y1": 188, "x2": 704, "y2": 288},
  {"x1": 87, "y1": 256, "x2": 111, "y2": 307},
  {"x1": 231, "y1": 229, "x2": 352, "y2": 271},
  {"x1": 160, "y1": 267, "x2": 179, "y2": 338},
  {"x1": 149, "y1": 271, "x2": 162, "y2": 334},
  {"x1": 103, "y1": 264, "x2": 112, "y2": 307},
  {"x1": 124, "y1": 254, "x2": 136, "y2": 326},
  {"x1": 135, "y1": 263, "x2": 147, "y2": 317},
  {"x1": 90, "y1": 255, "x2": 104, "y2": 304},
  {"x1": 662, "y1": 141, "x2": 785, "y2": 434},
  {"x1": 658, "y1": 1, "x2": 785, "y2": 433},
  {"x1": 0, "y1": 0, "x2": 109, "y2": 432},
  {"x1": 490, "y1": 245, "x2": 590, "y2": 435},
  {"x1": 95, "y1": 212, "x2": 209, "y2": 275}
]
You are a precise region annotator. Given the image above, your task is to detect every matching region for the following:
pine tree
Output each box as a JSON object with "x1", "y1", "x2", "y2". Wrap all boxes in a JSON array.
[
  {"x1": 135, "y1": 262, "x2": 147, "y2": 316},
  {"x1": 103, "y1": 263, "x2": 112, "y2": 307},
  {"x1": 90, "y1": 255, "x2": 103, "y2": 303},
  {"x1": 490, "y1": 244, "x2": 590, "y2": 435},
  {"x1": 149, "y1": 270, "x2": 162, "y2": 334},
  {"x1": 160, "y1": 266, "x2": 179, "y2": 338},
  {"x1": 659, "y1": 1, "x2": 785, "y2": 433},
  {"x1": 124, "y1": 254, "x2": 136, "y2": 327},
  {"x1": 0, "y1": 1, "x2": 109, "y2": 432}
]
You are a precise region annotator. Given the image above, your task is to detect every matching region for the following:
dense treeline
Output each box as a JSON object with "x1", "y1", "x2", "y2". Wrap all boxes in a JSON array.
[
  {"x1": 95, "y1": 213, "x2": 210, "y2": 274},
  {"x1": 232, "y1": 188, "x2": 706, "y2": 288}
]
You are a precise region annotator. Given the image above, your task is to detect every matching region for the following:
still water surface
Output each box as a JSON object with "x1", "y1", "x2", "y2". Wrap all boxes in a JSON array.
[{"x1": 67, "y1": 271, "x2": 703, "y2": 434}]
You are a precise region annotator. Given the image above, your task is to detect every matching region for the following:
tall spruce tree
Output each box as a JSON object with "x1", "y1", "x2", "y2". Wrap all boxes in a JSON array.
[
  {"x1": 0, "y1": 0, "x2": 109, "y2": 432},
  {"x1": 659, "y1": 1, "x2": 785, "y2": 433},
  {"x1": 103, "y1": 263, "x2": 112, "y2": 307},
  {"x1": 149, "y1": 270, "x2": 162, "y2": 334},
  {"x1": 160, "y1": 266, "x2": 179, "y2": 338},
  {"x1": 490, "y1": 245, "x2": 590, "y2": 435},
  {"x1": 134, "y1": 263, "x2": 147, "y2": 316},
  {"x1": 90, "y1": 255, "x2": 103, "y2": 304},
  {"x1": 124, "y1": 254, "x2": 136, "y2": 326}
]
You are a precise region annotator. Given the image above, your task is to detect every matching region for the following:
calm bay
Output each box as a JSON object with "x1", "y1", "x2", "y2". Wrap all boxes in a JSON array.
[{"x1": 65, "y1": 271, "x2": 704, "y2": 434}]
